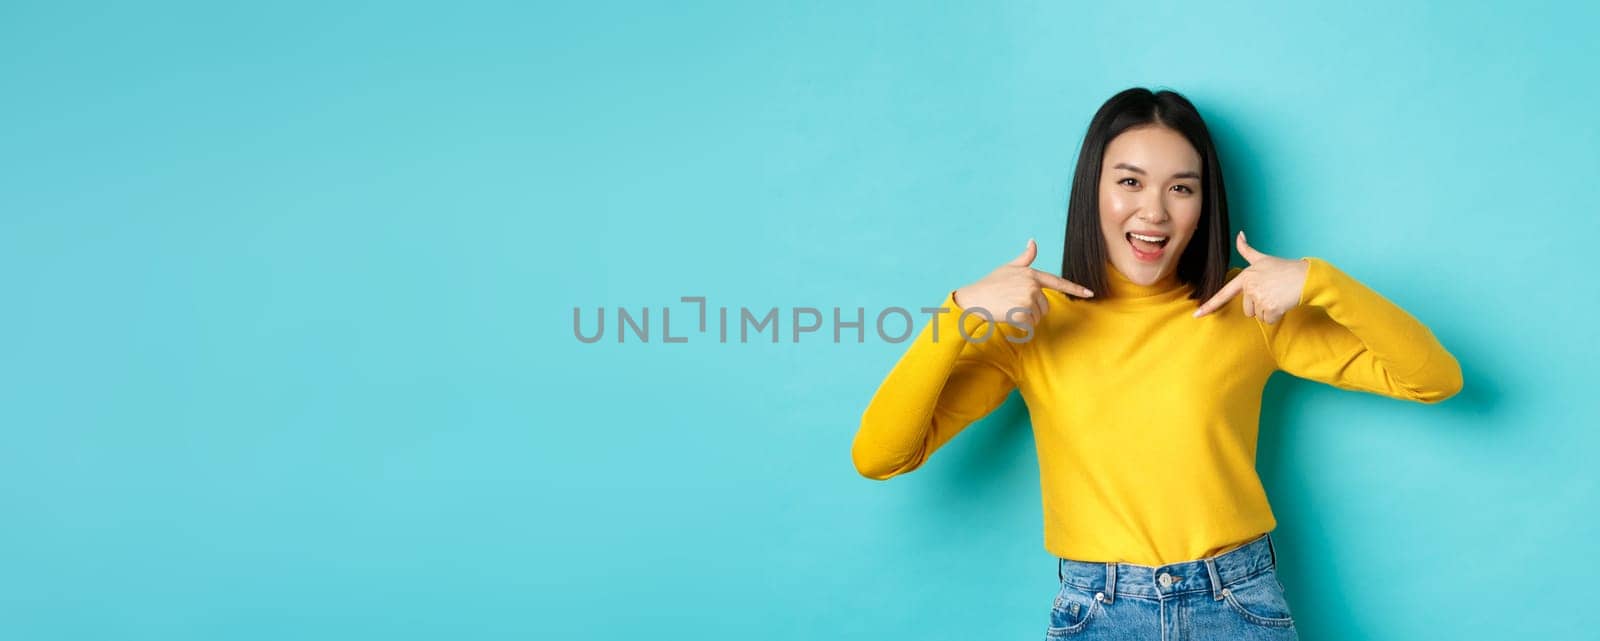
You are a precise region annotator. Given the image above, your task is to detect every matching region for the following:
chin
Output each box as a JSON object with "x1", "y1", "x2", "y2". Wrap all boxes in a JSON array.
[
  {"x1": 1117, "y1": 260, "x2": 1167, "y2": 283},
  {"x1": 1115, "y1": 245, "x2": 1185, "y2": 283}
]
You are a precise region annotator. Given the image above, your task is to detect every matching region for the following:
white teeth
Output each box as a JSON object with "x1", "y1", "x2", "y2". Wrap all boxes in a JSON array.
[{"x1": 1128, "y1": 232, "x2": 1167, "y2": 242}]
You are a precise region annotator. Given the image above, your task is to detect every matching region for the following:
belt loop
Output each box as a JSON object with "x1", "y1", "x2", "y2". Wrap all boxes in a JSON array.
[
  {"x1": 1103, "y1": 562, "x2": 1116, "y2": 603},
  {"x1": 1266, "y1": 533, "x2": 1278, "y2": 567},
  {"x1": 1058, "y1": 558, "x2": 1064, "y2": 583},
  {"x1": 1205, "y1": 557, "x2": 1223, "y2": 601}
]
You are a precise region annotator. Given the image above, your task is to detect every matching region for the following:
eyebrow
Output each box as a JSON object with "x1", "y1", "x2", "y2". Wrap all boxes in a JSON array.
[{"x1": 1113, "y1": 162, "x2": 1201, "y2": 180}]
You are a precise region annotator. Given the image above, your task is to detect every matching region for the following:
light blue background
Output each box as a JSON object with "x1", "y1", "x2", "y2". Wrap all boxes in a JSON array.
[{"x1": 2, "y1": 2, "x2": 1594, "y2": 639}]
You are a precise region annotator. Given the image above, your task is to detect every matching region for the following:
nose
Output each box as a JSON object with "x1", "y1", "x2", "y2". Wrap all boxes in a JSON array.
[{"x1": 1137, "y1": 195, "x2": 1170, "y2": 223}]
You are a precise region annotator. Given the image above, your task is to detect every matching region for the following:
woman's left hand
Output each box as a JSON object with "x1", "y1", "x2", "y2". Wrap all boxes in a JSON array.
[{"x1": 1191, "y1": 231, "x2": 1309, "y2": 324}]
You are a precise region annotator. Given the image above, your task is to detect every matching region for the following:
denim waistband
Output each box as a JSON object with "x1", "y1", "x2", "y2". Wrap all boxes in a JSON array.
[{"x1": 1055, "y1": 532, "x2": 1279, "y2": 602}]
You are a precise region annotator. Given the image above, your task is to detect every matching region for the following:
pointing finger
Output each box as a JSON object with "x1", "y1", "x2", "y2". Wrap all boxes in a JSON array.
[
  {"x1": 1031, "y1": 270, "x2": 1095, "y2": 297},
  {"x1": 1192, "y1": 276, "x2": 1244, "y2": 318},
  {"x1": 1008, "y1": 238, "x2": 1038, "y2": 267}
]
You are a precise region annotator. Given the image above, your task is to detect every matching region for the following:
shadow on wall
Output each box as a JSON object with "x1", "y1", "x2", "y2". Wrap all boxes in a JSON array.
[
  {"x1": 1256, "y1": 350, "x2": 1500, "y2": 641},
  {"x1": 892, "y1": 392, "x2": 1034, "y2": 533}
]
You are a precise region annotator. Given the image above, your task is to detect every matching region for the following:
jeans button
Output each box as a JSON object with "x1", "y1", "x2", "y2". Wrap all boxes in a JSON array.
[{"x1": 1158, "y1": 572, "x2": 1171, "y2": 587}]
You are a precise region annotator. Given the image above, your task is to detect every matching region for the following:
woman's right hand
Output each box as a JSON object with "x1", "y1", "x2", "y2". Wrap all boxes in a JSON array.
[{"x1": 953, "y1": 239, "x2": 1095, "y2": 329}]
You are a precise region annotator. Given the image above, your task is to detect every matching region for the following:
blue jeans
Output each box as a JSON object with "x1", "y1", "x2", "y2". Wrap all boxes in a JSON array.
[{"x1": 1047, "y1": 532, "x2": 1298, "y2": 640}]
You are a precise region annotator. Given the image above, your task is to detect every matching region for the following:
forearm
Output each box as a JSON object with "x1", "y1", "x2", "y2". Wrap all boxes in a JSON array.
[
  {"x1": 852, "y1": 291, "x2": 993, "y2": 479},
  {"x1": 1297, "y1": 257, "x2": 1463, "y2": 400}
]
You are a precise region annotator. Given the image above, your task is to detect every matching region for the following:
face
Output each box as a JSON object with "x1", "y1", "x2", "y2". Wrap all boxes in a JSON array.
[{"x1": 1097, "y1": 124, "x2": 1204, "y2": 285}]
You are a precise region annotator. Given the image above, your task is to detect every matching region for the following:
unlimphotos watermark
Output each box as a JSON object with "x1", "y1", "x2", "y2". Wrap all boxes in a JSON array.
[{"x1": 573, "y1": 296, "x2": 1038, "y2": 344}]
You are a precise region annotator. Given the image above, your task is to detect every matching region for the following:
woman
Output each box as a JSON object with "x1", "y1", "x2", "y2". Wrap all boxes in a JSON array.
[{"x1": 850, "y1": 88, "x2": 1462, "y2": 640}]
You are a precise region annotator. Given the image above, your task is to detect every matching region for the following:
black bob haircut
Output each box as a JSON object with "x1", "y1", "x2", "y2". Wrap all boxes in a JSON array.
[{"x1": 1058, "y1": 88, "x2": 1231, "y2": 303}]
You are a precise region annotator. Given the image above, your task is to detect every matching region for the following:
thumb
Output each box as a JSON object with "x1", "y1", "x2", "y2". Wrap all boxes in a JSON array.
[
  {"x1": 1237, "y1": 230, "x2": 1264, "y2": 264},
  {"x1": 1008, "y1": 238, "x2": 1038, "y2": 267}
]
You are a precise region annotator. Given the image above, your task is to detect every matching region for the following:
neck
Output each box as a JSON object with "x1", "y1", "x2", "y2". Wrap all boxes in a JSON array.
[{"x1": 1103, "y1": 260, "x2": 1186, "y2": 302}]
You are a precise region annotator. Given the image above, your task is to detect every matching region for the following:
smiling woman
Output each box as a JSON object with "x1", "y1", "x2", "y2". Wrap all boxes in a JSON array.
[
  {"x1": 1062, "y1": 89, "x2": 1234, "y2": 303},
  {"x1": 850, "y1": 87, "x2": 1464, "y2": 641},
  {"x1": 1101, "y1": 130, "x2": 1202, "y2": 267}
]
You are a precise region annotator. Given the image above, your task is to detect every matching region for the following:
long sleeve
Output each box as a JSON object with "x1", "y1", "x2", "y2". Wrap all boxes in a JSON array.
[
  {"x1": 852, "y1": 290, "x2": 1021, "y2": 480},
  {"x1": 1260, "y1": 257, "x2": 1463, "y2": 403}
]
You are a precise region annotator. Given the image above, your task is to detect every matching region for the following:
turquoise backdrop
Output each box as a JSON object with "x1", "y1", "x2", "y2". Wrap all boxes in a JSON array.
[{"x1": 2, "y1": 2, "x2": 1594, "y2": 640}]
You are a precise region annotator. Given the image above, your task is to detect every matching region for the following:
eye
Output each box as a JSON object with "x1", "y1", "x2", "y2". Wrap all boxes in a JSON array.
[
  {"x1": 1171, "y1": 184, "x2": 1195, "y2": 194},
  {"x1": 1118, "y1": 177, "x2": 1140, "y2": 188}
]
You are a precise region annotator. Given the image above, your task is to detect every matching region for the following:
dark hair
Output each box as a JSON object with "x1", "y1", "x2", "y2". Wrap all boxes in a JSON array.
[{"x1": 1058, "y1": 88, "x2": 1230, "y2": 302}]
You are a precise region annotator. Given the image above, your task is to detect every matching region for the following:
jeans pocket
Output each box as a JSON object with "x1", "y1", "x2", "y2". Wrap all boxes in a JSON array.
[
  {"x1": 1045, "y1": 583, "x2": 1102, "y2": 637},
  {"x1": 1220, "y1": 570, "x2": 1295, "y2": 628}
]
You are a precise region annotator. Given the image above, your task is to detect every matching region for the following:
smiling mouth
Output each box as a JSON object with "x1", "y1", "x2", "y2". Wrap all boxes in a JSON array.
[{"x1": 1126, "y1": 232, "x2": 1170, "y2": 259}]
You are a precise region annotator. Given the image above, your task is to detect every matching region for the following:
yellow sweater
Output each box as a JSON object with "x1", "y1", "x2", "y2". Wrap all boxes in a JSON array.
[{"x1": 852, "y1": 257, "x2": 1462, "y2": 565}]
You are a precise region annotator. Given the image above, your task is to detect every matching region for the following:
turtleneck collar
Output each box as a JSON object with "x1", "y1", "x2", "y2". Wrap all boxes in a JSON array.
[{"x1": 1101, "y1": 260, "x2": 1190, "y2": 305}]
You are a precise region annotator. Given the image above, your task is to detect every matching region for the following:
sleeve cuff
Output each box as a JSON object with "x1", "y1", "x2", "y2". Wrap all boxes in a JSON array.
[
  {"x1": 1296, "y1": 256, "x2": 1343, "y2": 309},
  {"x1": 945, "y1": 290, "x2": 994, "y2": 340}
]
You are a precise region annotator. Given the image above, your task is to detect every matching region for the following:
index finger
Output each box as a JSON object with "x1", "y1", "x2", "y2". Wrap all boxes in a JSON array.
[
  {"x1": 1031, "y1": 269, "x2": 1095, "y2": 297},
  {"x1": 1192, "y1": 278, "x2": 1244, "y2": 318}
]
